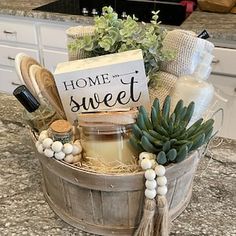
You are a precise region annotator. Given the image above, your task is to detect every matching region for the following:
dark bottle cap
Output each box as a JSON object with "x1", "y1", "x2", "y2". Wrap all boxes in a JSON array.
[{"x1": 13, "y1": 85, "x2": 40, "y2": 113}]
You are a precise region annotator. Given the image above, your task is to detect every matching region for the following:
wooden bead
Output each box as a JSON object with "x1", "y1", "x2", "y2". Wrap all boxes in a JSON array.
[
  {"x1": 145, "y1": 189, "x2": 157, "y2": 199},
  {"x1": 42, "y1": 138, "x2": 53, "y2": 149},
  {"x1": 145, "y1": 180, "x2": 157, "y2": 190},
  {"x1": 44, "y1": 148, "x2": 54, "y2": 158},
  {"x1": 73, "y1": 154, "x2": 82, "y2": 163},
  {"x1": 72, "y1": 144, "x2": 82, "y2": 155},
  {"x1": 64, "y1": 154, "x2": 74, "y2": 164},
  {"x1": 51, "y1": 141, "x2": 63, "y2": 153},
  {"x1": 157, "y1": 186, "x2": 168, "y2": 196},
  {"x1": 141, "y1": 159, "x2": 152, "y2": 170},
  {"x1": 155, "y1": 165, "x2": 166, "y2": 177},
  {"x1": 157, "y1": 176, "x2": 167, "y2": 186},
  {"x1": 63, "y1": 143, "x2": 73, "y2": 155},
  {"x1": 144, "y1": 169, "x2": 156, "y2": 180},
  {"x1": 55, "y1": 151, "x2": 65, "y2": 160}
]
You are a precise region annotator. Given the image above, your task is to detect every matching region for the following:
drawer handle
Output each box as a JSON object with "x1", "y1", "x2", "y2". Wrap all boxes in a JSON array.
[
  {"x1": 3, "y1": 30, "x2": 16, "y2": 34},
  {"x1": 8, "y1": 56, "x2": 15, "y2": 61},
  {"x1": 11, "y1": 82, "x2": 21, "y2": 86},
  {"x1": 212, "y1": 59, "x2": 220, "y2": 64}
]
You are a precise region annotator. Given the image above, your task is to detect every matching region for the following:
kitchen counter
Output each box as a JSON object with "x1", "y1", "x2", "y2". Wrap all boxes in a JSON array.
[
  {"x1": 0, "y1": 92, "x2": 235, "y2": 236},
  {"x1": 0, "y1": 0, "x2": 236, "y2": 43}
]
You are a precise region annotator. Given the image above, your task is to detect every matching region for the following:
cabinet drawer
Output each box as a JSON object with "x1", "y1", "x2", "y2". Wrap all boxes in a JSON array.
[
  {"x1": 209, "y1": 74, "x2": 236, "y2": 97},
  {"x1": 40, "y1": 24, "x2": 71, "y2": 49},
  {"x1": 0, "y1": 19, "x2": 37, "y2": 45},
  {"x1": 43, "y1": 49, "x2": 68, "y2": 72},
  {"x1": 212, "y1": 47, "x2": 236, "y2": 77},
  {"x1": 0, "y1": 45, "x2": 39, "y2": 67},
  {"x1": 0, "y1": 68, "x2": 22, "y2": 94}
]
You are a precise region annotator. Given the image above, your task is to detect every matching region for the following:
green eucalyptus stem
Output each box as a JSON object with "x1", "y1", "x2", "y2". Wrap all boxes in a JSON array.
[{"x1": 68, "y1": 6, "x2": 175, "y2": 78}]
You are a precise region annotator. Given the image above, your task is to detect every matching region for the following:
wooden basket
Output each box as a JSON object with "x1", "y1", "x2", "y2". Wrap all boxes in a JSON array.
[{"x1": 35, "y1": 148, "x2": 202, "y2": 236}]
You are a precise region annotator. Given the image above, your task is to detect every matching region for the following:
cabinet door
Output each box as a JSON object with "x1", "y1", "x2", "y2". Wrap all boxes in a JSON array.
[
  {"x1": 43, "y1": 49, "x2": 68, "y2": 73},
  {"x1": 40, "y1": 24, "x2": 71, "y2": 49},
  {"x1": 212, "y1": 47, "x2": 236, "y2": 77},
  {"x1": 209, "y1": 74, "x2": 236, "y2": 140},
  {"x1": 0, "y1": 68, "x2": 22, "y2": 94}
]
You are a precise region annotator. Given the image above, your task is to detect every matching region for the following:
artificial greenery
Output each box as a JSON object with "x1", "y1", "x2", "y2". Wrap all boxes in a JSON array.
[{"x1": 68, "y1": 6, "x2": 175, "y2": 79}]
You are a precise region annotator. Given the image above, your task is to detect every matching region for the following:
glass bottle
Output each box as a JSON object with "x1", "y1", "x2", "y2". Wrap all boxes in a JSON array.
[
  {"x1": 13, "y1": 85, "x2": 61, "y2": 133},
  {"x1": 48, "y1": 119, "x2": 73, "y2": 144}
]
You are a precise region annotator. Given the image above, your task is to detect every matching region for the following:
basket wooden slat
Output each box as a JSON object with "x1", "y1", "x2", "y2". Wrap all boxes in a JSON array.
[{"x1": 36, "y1": 148, "x2": 202, "y2": 236}]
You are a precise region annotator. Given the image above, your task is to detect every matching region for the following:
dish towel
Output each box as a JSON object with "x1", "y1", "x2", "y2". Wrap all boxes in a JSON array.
[
  {"x1": 149, "y1": 72, "x2": 178, "y2": 107},
  {"x1": 160, "y1": 29, "x2": 214, "y2": 77}
]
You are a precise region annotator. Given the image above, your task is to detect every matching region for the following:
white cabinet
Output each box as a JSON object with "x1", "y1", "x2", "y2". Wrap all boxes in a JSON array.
[
  {"x1": 0, "y1": 45, "x2": 39, "y2": 67},
  {"x1": 0, "y1": 68, "x2": 21, "y2": 94},
  {"x1": 40, "y1": 24, "x2": 70, "y2": 49},
  {"x1": 0, "y1": 15, "x2": 76, "y2": 94},
  {"x1": 0, "y1": 18, "x2": 38, "y2": 45},
  {"x1": 210, "y1": 47, "x2": 236, "y2": 139},
  {"x1": 43, "y1": 49, "x2": 68, "y2": 72}
]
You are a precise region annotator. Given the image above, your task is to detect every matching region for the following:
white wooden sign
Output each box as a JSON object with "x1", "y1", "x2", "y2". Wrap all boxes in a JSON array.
[{"x1": 54, "y1": 49, "x2": 150, "y2": 122}]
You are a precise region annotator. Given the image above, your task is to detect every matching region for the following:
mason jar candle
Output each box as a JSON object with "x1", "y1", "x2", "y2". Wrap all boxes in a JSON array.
[{"x1": 80, "y1": 123, "x2": 137, "y2": 166}]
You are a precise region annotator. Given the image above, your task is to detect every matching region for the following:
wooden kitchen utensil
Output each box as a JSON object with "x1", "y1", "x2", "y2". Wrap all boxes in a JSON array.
[
  {"x1": 20, "y1": 55, "x2": 41, "y2": 95},
  {"x1": 34, "y1": 67, "x2": 66, "y2": 119}
]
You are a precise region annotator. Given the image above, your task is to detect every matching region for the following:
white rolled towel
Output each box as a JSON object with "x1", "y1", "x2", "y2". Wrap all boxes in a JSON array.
[
  {"x1": 160, "y1": 29, "x2": 214, "y2": 77},
  {"x1": 149, "y1": 71, "x2": 178, "y2": 107}
]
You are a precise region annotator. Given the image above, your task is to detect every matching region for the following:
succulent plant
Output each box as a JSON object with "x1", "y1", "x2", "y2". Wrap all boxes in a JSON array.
[
  {"x1": 130, "y1": 96, "x2": 214, "y2": 165},
  {"x1": 68, "y1": 6, "x2": 175, "y2": 78}
]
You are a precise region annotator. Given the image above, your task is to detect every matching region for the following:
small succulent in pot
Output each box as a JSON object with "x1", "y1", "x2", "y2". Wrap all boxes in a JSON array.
[
  {"x1": 130, "y1": 96, "x2": 214, "y2": 165},
  {"x1": 68, "y1": 6, "x2": 175, "y2": 79}
]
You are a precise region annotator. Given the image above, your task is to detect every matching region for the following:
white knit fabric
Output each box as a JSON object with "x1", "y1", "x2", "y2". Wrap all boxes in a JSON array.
[
  {"x1": 66, "y1": 26, "x2": 95, "y2": 61},
  {"x1": 160, "y1": 30, "x2": 214, "y2": 77},
  {"x1": 149, "y1": 72, "x2": 178, "y2": 107}
]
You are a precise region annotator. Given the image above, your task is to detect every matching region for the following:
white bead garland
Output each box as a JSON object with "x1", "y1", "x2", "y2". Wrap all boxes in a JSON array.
[
  {"x1": 157, "y1": 186, "x2": 168, "y2": 196},
  {"x1": 63, "y1": 143, "x2": 73, "y2": 155},
  {"x1": 140, "y1": 152, "x2": 168, "y2": 200},
  {"x1": 156, "y1": 176, "x2": 167, "y2": 186},
  {"x1": 139, "y1": 152, "x2": 155, "y2": 160},
  {"x1": 145, "y1": 180, "x2": 157, "y2": 190},
  {"x1": 141, "y1": 159, "x2": 152, "y2": 170},
  {"x1": 145, "y1": 169, "x2": 156, "y2": 180},
  {"x1": 36, "y1": 129, "x2": 83, "y2": 163},
  {"x1": 42, "y1": 138, "x2": 53, "y2": 149},
  {"x1": 51, "y1": 141, "x2": 63, "y2": 153},
  {"x1": 145, "y1": 189, "x2": 157, "y2": 199},
  {"x1": 44, "y1": 148, "x2": 54, "y2": 158},
  {"x1": 155, "y1": 165, "x2": 166, "y2": 177},
  {"x1": 55, "y1": 151, "x2": 66, "y2": 160}
]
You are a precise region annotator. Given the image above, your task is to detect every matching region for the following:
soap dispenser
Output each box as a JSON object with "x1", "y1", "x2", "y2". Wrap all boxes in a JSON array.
[{"x1": 170, "y1": 60, "x2": 214, "y2": 125}]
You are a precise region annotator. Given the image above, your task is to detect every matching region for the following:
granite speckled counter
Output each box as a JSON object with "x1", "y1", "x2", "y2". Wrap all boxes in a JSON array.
[
  {"x1": 0, "y1": 0, "x2": 236, "y2": 43},
  {"x1": 0, "y1": 93, "x2": 236, "y2": 236}
]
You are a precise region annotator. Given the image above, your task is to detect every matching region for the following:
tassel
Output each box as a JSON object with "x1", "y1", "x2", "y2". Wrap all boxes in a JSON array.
[
  {"x1": 154, "y1": 195, "x2": 170, "y2": 236},
  {"x1": 134, "y1": 198, "x2": 156, "y2": 236}
]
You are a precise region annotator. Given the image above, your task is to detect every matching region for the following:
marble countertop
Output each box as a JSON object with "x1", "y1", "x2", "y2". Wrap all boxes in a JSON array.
[
  {"x1": 0, "y1": 92, "x2": 235, "y2": 236},
  {"x1": 0, "y1": 0, "x2": 236, "y2": 43}
]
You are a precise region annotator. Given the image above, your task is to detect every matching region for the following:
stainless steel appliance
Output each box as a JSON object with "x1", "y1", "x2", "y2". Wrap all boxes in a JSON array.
[{"x1": 33, "y1": 0, "x2": 193, "y2": 25}]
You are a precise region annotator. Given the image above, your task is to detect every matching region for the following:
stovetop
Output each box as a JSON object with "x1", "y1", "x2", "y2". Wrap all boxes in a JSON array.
[{"x1": 33, "y1": 0, "x2": 188, "y2": 25}]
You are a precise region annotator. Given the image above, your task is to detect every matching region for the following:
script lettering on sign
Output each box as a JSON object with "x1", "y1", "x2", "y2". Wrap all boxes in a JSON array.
[{"x1": 54, "y1": 49, "x2": 150, "y2": 122}]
